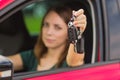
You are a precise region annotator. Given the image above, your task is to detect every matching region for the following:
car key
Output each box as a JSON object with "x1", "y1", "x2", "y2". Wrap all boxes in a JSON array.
[{"x1": 68, "y1": 15, "x2": 84, "y2": 53}]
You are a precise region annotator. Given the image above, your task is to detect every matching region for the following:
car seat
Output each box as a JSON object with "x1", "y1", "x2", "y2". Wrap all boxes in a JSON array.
[{"x1": 0, "y1": 11, "x2": 36, "y2": 56}]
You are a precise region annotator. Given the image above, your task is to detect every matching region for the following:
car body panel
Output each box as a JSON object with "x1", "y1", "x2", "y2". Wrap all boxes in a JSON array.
[
  {"x1": 26, "y1": 63, "x2": 120, "y2": 80},
  {"x1": 0, "y1": 0, "x2": 14, "y2": 10},
  {"x1": 13, "y1": 61, "x2": 120, "y2": 80}
]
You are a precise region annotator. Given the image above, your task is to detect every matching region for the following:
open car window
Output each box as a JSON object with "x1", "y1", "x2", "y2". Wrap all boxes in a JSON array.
[
  {"x1": 0, "y1": 0, "x2": 94, "y2": 76},
  {"x1": 22, "y1": 0, "x2": 93, "y2": 64}
]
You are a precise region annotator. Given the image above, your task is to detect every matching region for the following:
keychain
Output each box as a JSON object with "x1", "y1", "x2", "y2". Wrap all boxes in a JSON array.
[{"x1": 68, "y1": 15, "x2": 84, "y2": 53}]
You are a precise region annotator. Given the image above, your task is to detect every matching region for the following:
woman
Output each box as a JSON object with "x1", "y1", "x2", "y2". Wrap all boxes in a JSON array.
[{"x1": 8, "y1": 5, "x2": 87, "y2": 72}]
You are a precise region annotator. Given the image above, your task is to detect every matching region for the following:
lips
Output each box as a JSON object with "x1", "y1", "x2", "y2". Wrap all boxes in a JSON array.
[{"x1": 45, "y1": 38, "x2": 55, "y2": 43}]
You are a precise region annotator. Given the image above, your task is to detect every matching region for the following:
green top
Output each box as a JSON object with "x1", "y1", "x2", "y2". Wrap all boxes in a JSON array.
[{"x1": 20, "y1": 50, "x2": 68, "y2": 72}]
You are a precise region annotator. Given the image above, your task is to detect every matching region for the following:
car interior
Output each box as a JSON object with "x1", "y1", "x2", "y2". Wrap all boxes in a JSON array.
[
  {"x1": 0, "y1": 0, "x2": 93, "y2": 73},
  {"x1": 0, "y1": 11, "x2": 36, "y2": 56}
]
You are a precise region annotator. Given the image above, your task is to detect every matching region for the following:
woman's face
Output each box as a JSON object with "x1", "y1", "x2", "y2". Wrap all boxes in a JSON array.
[{"x1": 42, "y1": 11, "x2": 68, "y2": 49}]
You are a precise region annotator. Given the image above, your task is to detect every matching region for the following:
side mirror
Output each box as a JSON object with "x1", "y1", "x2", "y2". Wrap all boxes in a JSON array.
[{"x1": 0, "y1": 55, "x2": 13, "y2": 80}]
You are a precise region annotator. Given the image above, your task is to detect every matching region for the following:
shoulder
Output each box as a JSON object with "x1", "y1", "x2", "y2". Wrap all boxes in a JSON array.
[
  {"x1": 20, "y1": 49, "x2": 36, "y2": 62},
  {"x1": 20, "y1": 50, "x2": 37, "y2": 71},
  {"x1": 20, "y1": 50, "x2": 35, "y2": 58}
]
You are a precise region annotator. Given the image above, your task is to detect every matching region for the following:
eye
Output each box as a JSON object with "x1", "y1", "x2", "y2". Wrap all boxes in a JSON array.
[
  {"x1": 43, "y1": 22, "x2": 49, "y2": 27},
  {"x1": 54, "y1": 24, "x2": 62, "y2": 30}
]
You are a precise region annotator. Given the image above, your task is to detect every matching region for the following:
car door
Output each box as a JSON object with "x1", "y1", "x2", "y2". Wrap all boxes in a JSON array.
[
  {"x1": 0, "y1": 0, "x2": 120, "y2": 80},
  {"x1": 13, "y1": 61, "x2": 120, "y2": 80}
]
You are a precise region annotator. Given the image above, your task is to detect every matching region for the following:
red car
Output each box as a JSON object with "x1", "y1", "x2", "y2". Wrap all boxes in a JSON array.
[{"x1": 0, "y1": 0, "x2": 120, "y2": 80}]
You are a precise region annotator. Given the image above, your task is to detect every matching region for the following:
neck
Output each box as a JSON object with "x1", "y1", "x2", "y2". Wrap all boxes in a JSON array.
[{"x1": 46, "y1": 45, "x2": 66, "y2": 59}]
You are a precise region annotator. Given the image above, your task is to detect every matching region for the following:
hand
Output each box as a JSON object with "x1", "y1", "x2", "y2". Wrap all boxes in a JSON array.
[
  {"x1": 66, "y1": 9, "x2": 86, "y2": 67},
  {"x1": 67, "y1": 43, "x2": 84, "y2": 67},
  {"x1": 73, "y1": 9, "x2": 87, "y2": 34}
]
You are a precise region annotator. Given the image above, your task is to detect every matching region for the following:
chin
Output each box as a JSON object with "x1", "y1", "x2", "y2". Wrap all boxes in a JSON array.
[{"x1": 45, "y1": 44, "x2": 55, "y2": 48}]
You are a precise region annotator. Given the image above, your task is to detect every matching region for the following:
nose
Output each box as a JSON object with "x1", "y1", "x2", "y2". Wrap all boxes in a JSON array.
[{"x1": 46, "y1": 27, "x2": 54, "y2": 35}]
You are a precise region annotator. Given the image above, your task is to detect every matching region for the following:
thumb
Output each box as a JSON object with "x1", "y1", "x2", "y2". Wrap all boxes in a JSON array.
[{"x1": 68, "y1": 43, "x2": 75, "y2": 54}]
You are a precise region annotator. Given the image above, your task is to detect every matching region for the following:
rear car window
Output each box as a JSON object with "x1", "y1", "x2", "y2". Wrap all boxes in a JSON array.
[{"x1": 22, "y1": 1, "x2": 62, "y2": 36}]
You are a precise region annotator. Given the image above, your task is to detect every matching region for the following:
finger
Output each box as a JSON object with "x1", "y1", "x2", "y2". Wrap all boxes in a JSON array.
[
  {"x1": 73, "y1": 16, "x2": 87, "y2": 27},
  {"x1": 76, "y1": 24, "x2": 86, "y2": 32},
  {"x1": 68, "y1": 44, "x2": 85, "y2": 56},
  {"x1": 73, "y1": 9, "x2": 84, "y2": 17},
  {"x1": 73, "y1": 20, "x2": 86, "y2": 25},
  {"x1": 73, "y1": 21, "x2": 87, "y2": 33},
  {"x1": 67, "y1": 43, "x2": 74, "y2": 64},
  {"x1": 75, "y1": 14, "x2": 86, "y2": 21},
  {"x1": 68, "y1": 43, "x2": 75, "y2": 54},
  {"x1": 75, "y1": 21, "x2": 87, "y2": 28}
]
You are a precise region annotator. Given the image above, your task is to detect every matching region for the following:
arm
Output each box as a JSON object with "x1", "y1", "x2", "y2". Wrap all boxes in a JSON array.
[
  {"x1": 66, "y1": 9, "x2": 87, "y2": 67},
  {"x1": 8, "y1": 54, "x2": 24, "y2": 71}
]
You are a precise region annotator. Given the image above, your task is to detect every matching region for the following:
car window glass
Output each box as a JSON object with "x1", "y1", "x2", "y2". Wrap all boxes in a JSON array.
[
  {"x1": 106, "y1": 0, "x2": 120, "y2": 60},
  {"x1": 22, "y1": 2, "x2": 47, "y2": 36},
  {"x1": 22, "y1": 1, "x2": 61, "y2": 36}
]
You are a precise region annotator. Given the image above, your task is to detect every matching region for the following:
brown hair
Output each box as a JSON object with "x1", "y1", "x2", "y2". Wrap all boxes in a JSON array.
[{"x1": 34, "y1": 5, "x2": 72, "y2": 67}]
